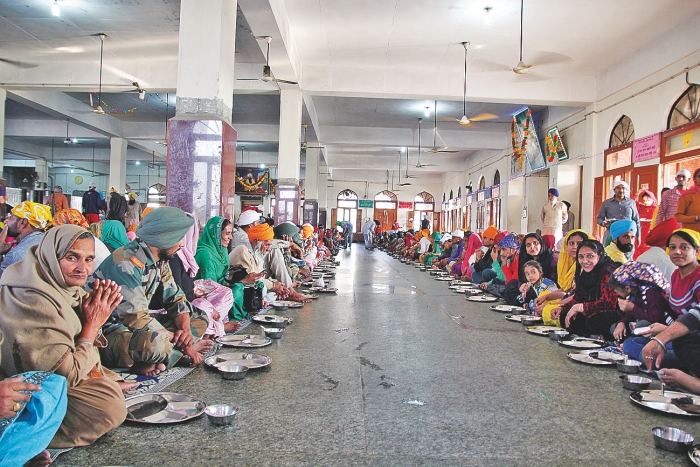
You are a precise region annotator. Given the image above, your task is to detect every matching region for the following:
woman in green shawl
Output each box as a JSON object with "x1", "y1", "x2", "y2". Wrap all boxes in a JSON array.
[
  {"x1": 421, "y1": 232, "x2": 443, "y2": 265},
  {"x1": 195, "y1": 217, "x2": 262, "y2": 322},
  {"x1": 100, "y1": 220, "x2": 130, "y2": 252}
]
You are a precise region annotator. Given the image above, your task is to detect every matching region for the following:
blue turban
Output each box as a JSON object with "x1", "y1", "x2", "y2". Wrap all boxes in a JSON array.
[
  {"x1": 610, "y1": 219, "x2": 637, "y2": 240},
  {"x1": 498, "y1": 233, "x2": 519, "y2": 249},
  {"x1": 548, "y1": 188, "x2": 559, "y2": 197}
]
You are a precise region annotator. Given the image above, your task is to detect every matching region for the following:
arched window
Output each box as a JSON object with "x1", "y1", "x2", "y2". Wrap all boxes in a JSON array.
[
  {"x1": 338, "y1": 189, "x2": 358, "y2": 200},
  {"x1": 413, "y1": 191, "x2": 434, "y2": 230},
  {"x1": 449, "y1": 190, "x2": 453, "y2": 199},
  {"x1": 609, "y1": 115, "x2": 635, "y2": 148},
  {"x1": 668, "y1": 85, "x2": 700, "y2": 130},
  {"x1": 336, "y1": 189, "x2": 358, "y2": 232},
  {"x1": 457, "y1": 186, "x2": 461, "y2": 198},
  {"x1": 466, "y1": 181, "x2": 473, "y2": 193},
  {"x1": 415, "y1": 191, "x2": 434, "y2": 203},
  {"x1": 147, "y1": 183, "x2": 166, "y2": 207},
  {"x1": 374, "y1": 190, "x2": 397, "y2": 202},
  {"x1": 493, "y1": 170, "x2": 500, "y2": 186},
  {"x1": 478, "y1": 177, "x2": 486, "y2": 191}
]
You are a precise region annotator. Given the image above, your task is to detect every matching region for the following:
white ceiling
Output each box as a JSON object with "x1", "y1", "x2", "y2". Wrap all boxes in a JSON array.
[{"x1": 1, "y1": 0, "x2": 699, "y2": 183}]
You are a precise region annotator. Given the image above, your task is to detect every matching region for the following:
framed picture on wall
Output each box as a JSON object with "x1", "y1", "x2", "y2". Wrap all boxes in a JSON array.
[{"x1": 235, "y1": 168, "x2": 270, "y2": 195}]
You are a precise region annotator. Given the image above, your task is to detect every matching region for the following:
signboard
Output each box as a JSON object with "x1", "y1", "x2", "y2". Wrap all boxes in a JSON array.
[
  {"x1": 358, "y1": 199, "x2": 374, "y2": 208},
  {"x1": 398, "y1": 201, "x2": 413, "y2": 209},
  {"x1": 632, "y1": 133, "x2": 660, "y2": 163}
]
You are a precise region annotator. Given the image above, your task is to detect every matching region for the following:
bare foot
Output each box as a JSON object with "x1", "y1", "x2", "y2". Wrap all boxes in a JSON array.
[
  {"x1": 118, "y1": 381, "x2": 140, "y2": 393},
  {"x1": 224, "y1": 321, "x2": 242, "y2": 333},
  {"x1": 191, "y1": 338, "x2": 215, "y2": 355},
  {"x1": 288, "y1": 291, "x2": 311, "y2": 303},
  {"x1": 25, "y1": 450, "x2": 51, "y2": 467},
  {"x1": 130, "y1": 362, "x2": 166, "y2": 376}
]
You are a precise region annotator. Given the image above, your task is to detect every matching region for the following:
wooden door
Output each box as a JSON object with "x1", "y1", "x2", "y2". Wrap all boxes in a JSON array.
[
  {"x1": 432, "y1": 212, "x2": 440, "y2": 232},
  {"x1": 331, "y1": 208, "x2": 337, "y2": 227},
  {"x1": 631, "y1": 165, "x2": 660, "y2": 199},
  {"x1": 407, "y1": 211, "x2": 414, "y2": 230},
  {"x1": 373, "y1": 207, "x2": 396, "y2": 232},
  {"x1": 593, "y1": 176, "x2": 604, "y2": 239}
]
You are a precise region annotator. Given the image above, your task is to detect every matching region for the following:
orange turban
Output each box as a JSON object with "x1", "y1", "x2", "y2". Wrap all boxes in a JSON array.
[
  {"x1": 301, "y1": 223, "x2": 314, "y2": 239},
  {"x1": 483, "y1": 225, "x2": 498, "y2": 239},
  {"x1": 247, "y1": 223, "x2": 274, "y2": 242}
]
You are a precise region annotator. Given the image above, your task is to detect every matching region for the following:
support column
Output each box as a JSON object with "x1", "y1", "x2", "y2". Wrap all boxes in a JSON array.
[
  {"x1": 581, "y1": 104, "x2": 599, "y2": 233},
  {"x1": 302, "y1": 146, "x2": 319, "y2": 225},
  {"x1": 275, "y1": 89, "x2": 303, "y2": 225},
  {"x1": 317, "y1": 165, "x2": 328, "y2": 227},
  {"x1": 0, "y1": 88, "x2": 6, "y2": 179},
  {"x1": 168, "y1": 0, "x2": 238, "y2": 222},
  {"x1": 109, "y1": 137, "x2": 127, "y2": 193}
]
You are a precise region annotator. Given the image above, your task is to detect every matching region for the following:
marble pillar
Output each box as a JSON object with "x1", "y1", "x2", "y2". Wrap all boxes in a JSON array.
[
  {"x1": 167, "y1": 120, "x2": 237, "y2": 223},
  {"x1": 302, "y1": 146, "x2": 320, "y2": 225},
  {"x1": 109, "y1": 137, "x2": 127, "y2": 193},
  {"x1": 0, "y1": 88, "x2": 6, "y2": 179}
]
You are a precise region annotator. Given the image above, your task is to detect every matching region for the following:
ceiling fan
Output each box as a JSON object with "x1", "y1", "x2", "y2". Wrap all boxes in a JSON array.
[
  {"x1": 404, "y1": 148, "x2": 418, "y2": 179},
  {"x1": 415, "y1": 118, "x2": 438, "y2": 168},
  {"x1": 0, "y1": 58, "x2": 37, "y2": 69},
  {"x1": 443, "y1": 42, "x2": 498, "y2": 127},
  {"x1": 512, "y1": 0, "x2": 533, "y2": 74},
  {"x1": 397, "y1": 152, "x2": 411, "y2": 186},
  {"x1": 92, "y1": 34, "x2": 107, "y2": 114},
  {"x1": 424, "y1": 101, "x2": 459, "y2": 153},
  {"x1": 63, "y1": 119, "x2": 82, "y2": 145},
  {"x1": 300, "y1": 124, "x2": 324, "y2": 151},
  {"x1": 237, "y1": 36, "x2": 298, "y2": 85}
]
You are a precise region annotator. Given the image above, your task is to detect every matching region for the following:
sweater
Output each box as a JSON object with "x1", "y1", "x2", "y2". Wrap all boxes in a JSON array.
[{"x1": 675, "y1": 192, "x2": 700, "y2": 232}]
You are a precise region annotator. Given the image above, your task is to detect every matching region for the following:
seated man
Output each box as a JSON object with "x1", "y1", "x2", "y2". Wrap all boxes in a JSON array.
[
  {"x1": 0, "y1": 201, "x2": 52, "y2": 277},
  {"x1": 89, "y1": 207, "x2": 211, "y2": 376},
  {"x1": 605, "y1": 219, "x2": 636, "y2": 264}
]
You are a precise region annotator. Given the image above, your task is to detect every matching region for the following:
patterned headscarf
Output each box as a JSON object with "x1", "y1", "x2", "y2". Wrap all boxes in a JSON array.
[
  {"x1": 52, "y1": 209, "x2": 89, "y2": 229},
  {"x1": 11, "y1": 202, "x2": 52, "y2": 230},
  {"x1": 557, "y1": 229, "x2": 592, "y2": 291},
  {"x1": 498, "y1": 233, "x2": 519, "y2": 250},
  {"x1": 613, "y1": 261, "x2": 669, "y2": 292}
]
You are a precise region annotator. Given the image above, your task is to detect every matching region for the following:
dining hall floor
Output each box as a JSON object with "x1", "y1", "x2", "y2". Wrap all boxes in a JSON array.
[{"x1": 55, "y1": 245, "x2": 697, "y2": 467}]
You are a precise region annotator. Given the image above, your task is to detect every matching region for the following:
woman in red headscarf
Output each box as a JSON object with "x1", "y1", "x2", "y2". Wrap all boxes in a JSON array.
[{"x1": 634, "y1": 189, "x2": 657, "y2": 258}]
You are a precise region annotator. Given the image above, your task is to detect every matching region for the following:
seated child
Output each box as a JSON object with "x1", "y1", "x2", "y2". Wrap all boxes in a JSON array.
[{"x1": 518, "y1": 260, "x2": 558, "y2": 315}]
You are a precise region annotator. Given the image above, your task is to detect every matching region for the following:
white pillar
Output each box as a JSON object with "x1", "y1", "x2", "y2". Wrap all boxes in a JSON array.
[
  {"x1": 305, "y1": 146, "x2": 319, "y2": 201},
  {"x1": 109, "y1": 137, "x2": 128, "y2": 193},
  {"x1": 581, "y1": 103, "x2": 599, "y2": 233},
  {"x1": 176, "y1": 0, "x2": 237, "y2": 125},
  {"x1": 277, "y1": 89, "x2": 303, "y2": 185},
  {"x1": 318, "y1": 166, "x2": 328, "y2": 209},
  {"x1": 0, "y1": 88, "x2": 6, "y2": 179}
]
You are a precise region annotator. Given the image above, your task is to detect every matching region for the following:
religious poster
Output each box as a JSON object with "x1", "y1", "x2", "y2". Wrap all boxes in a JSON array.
[
  {"x1": 512, "y1": 108, "x2": 546, "y2": 171},
  {"x1": 545, "y1": 127, "x2": 568, "y2": 162},
  {"x1": 235, "y1": 168, "x2": 270, "y2": 195}
]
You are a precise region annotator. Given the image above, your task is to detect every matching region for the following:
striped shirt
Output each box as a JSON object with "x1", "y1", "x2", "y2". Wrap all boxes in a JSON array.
[
  {"x1": 657, "y1": 187, "x2": 684, "y2": 224},
  {"x1": 669, "y1": 266, "x2": 700, "y2": 315}
]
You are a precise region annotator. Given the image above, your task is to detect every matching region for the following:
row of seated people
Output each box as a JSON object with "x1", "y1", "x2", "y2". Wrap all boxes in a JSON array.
[
  {"x1": 378, "y1": 217, "x2": 700, "y2": 399},
  {"x1": 0, "y1": 202, "x2": 333, "y2": 465}
]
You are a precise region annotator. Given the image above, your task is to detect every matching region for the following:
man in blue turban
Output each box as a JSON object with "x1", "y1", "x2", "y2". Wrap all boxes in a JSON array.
[
  {"x1": 541, "y1": 187, "x2": 568, "y2": 243},
  {"x1": 605, "y1": 219, "x2": 637, "y2": 264}
]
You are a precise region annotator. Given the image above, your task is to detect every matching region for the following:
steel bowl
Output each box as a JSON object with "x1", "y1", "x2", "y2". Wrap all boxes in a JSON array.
[
  {"x1": 218, "y1": 364, "x2": 248, "y2": 380},
  {"x1": 617, "y1": 359, "x2": 643, "y2": 374},
  {"x1": 652, "y1": 426, "x2": 695, "y2": 453},
  {"x1": 204, "y1": 404, "x2": 238, "y2": 426},
  {"x1": 521, "y1": 317, "x2": 543, "y2": 327},
  {"x1": 620, "y1": 374, "x2": 652, "y2": 391},
  {"x1": 549, "y1": 329, "x2": 569, "y2": 340},
  {"x1": 263, "y1": 327, "x2": 285, "y2": 339}
]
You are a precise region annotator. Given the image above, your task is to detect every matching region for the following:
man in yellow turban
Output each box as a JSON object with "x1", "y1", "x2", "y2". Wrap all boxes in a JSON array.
[{"x1": 0, "y1": 201, "x2": 52, "y2": 277}]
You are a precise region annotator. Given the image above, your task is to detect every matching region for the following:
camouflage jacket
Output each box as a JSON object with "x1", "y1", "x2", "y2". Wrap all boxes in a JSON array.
[{"x1": 89, "y1": 238, "x2": 193, "y2": 333}]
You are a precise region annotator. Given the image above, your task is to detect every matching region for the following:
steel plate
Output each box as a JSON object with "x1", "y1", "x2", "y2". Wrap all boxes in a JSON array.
[
  {"x1": 630, "y1": 390, "x2": 700, "y2": 417},
  {"x1": 204, "y1": 352, "x2": 272, "y2": 369},
  {"x1": 689, "y1": 444, "x2": 700, "y2": 466},
  {"x1": 526, "y1": 325, "x2": 560, "y2": 336},
  {"x1": 558, "y1": 338, "x2": 605, "y2": 349},
  {"x1": 272, "y1": 301, "x2": 303, "y2": 308},
  {"x1": 125, "y1": 393, "x2": 206, "y2": 424},
  {"x1": 216, "y1": 334, "x2": 272, "y2": 348},
  {"x1": 567, "y1": 351, "x2": 615, "y2": 365},
  {"x1": 252, "y1": 315, "x2": 289, "y2": 326},
  {"x1": 505, "y1": 314, "x2": 533, "y2": 322},
  {"x1": 466, "y1": 294, "x2": 499, "y2": 302}
]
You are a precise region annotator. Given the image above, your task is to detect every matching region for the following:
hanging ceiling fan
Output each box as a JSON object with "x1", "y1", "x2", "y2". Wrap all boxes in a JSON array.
[
  {"x1": 404, "y1": 148, "x2": 417, "y2": 179},
  {"x1": 415, "y1": 118, "x2": 439, "y2": 167},
  {"x1": 63, "y1": 119, "x2": 82, "y2": 145},
  {"x1": 92, "y1": 34, "x2": 107, "y2": 114},
  {"x1": 443, "y1": 42, "x2": 498, "y2": 127},
  {"x1": 300, "y1": 124, "x2": 324, "y2": 151},
  {"x1": 0, "y1": 57, "x2": 37, "y2": 69},
  {"x1": 237, "y1": 36, "x2": 298, "y2": 85},
  {"x1": 424, "y1": 101, "x2": 459, "y2": 153},
  {"x1": 397, "y1": 152, "x2": 411, "y2": 186}
]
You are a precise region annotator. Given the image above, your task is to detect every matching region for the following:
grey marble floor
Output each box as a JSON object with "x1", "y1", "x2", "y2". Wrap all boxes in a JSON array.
[{"x1": 55, "y1": 247, "x2": 697, "y2": 466}]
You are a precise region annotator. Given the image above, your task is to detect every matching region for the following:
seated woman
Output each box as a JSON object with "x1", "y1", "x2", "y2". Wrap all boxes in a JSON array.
[
  {"x1": 608, "y1": 261, "x2": 680, "y2": 368},
  {"x1": 457, "y1": 232, "x2": 482, "y2": 278},
  {"x1": 100, "y1": 220, "x2": 130, "y2": 252},
  {"x1": 550, "y1": 239, "x2": 621, "y2": 340},
  {"x1": 53, "y1": 209, "x2": 111, "y2": 267},
  {"x1": 421, "y1": 232, "x2": 443, "y2": 265},
  {"x1": 667, "y1": 228, "x2": 700, "y2": 315},
  {"x1": 503, "y1": 233, "x2": 557, "y2": 306},
  {"x1": 537, "y1": 230, "x2": 591, "y2": 326},
  {"x1": 0, "y1": 225, "x2": 131, "y2": 448},
  {"x1": 519, "y1": 260, "x2": 558, "y2": 315}
]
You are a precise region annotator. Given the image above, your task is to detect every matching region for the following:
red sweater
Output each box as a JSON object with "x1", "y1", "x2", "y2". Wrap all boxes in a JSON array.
[{"x1": 502, "y1": 255, "x2": 520, "y2": 283}]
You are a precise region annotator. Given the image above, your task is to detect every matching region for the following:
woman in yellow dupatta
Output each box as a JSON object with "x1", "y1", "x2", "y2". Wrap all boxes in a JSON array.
[{"x1": 538, "y1": 229, "x2": 592, "y2": 326}]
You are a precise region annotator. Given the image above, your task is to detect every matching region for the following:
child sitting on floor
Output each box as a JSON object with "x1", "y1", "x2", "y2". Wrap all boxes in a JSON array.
[{"x1": 519, "y1": 260, "x2": 558, "y2": 315}]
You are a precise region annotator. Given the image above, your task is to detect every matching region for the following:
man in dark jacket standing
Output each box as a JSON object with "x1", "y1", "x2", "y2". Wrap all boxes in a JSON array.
[
  {"x1": 107, "y1": 188, "x2": 128, "y2": 225},
  {"x1": 82, "y1": 182, "x2": 103, "y2": 224}
]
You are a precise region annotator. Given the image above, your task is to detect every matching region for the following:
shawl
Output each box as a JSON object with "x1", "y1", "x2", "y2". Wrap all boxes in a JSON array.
[
  {"x1": 518, "y1": 233, "x2": 555, "y2": 283},
  {"x1": 463, "y1": 233, "x2": 483, "y2": 262},
  {"x1": 0, "y1": 225, "x2": 101, "y2": 384},
  {"x1": 195, "y1": 216, "x2": 228, "y2": 283},
  {"x1": 88, "y1": 220, "x2": 104, "y2": 240},
  {"x1": 557, "y1": 229, "x2": 591, "y2": 291},
  {"x1": 175, "y1": 213, "x2": 200, "y2": 278},
  {"x1": 101, "y1": 220, "x2": 130, "y2": 250},
  {"x1": 575, "y1": 240, "x2": 619, "y2": 303}
]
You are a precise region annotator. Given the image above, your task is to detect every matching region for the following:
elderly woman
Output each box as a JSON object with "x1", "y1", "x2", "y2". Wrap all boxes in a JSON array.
[
  {"x1": 0, "y1": 224, "x2": 129, "y2": 449},
  {"x1": 53, "y1": 209, "x2": 111, "y2": 268},
  {"x1": 550, "y1": 239, "x2": 621, "y2": 340}
]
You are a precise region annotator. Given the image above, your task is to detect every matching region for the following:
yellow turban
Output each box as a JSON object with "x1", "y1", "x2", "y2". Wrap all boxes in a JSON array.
[
  {"x1": 671, "y1": 228, "x2": 700, "y2": 260},
  {"x1": 11, "y1": 201, "x2": 52, "y2": 230},
  {"x1": 247, "y1": 223, "x2": 274, "y2": 242},
  {"x1": 301, "y1": 223, "x2": 314, "y2": 239}
]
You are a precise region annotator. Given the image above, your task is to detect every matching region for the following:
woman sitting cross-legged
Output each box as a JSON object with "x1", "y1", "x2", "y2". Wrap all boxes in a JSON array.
[
  {"x1": 0, "y1": 225, "x2": 132, "y2": 449},
  {"x1": 550, "y1": 239, "x2": 622, "y2": 341}
]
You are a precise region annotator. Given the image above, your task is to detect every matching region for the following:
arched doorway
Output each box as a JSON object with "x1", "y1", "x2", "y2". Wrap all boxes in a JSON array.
[
  {"x1": 412, "y1": 191, "x2": 435, "y2": 231},
  {"x1": 148, "y1": 183, "x2": 166, "y2": 208},
  {"x1": 373, "y1": 190, "x2": 397, "y2": 232},
  {"x1": 332, "y1": 189, "x2": 359, "y2": 232},
  {"x1": 490, "y1": 170, "x2": 501, "y2": 230}
]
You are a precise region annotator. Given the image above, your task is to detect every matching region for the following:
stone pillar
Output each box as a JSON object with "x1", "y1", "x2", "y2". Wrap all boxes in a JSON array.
[
  {"x1": 167, "y1": 0, "x2": 237, "y2": 221},
  {"x1": 302, "y1": 146, "x2": 320, "y2": 225},
  {"x1": 109, "y1": 137, "x2": 127, "y2": 193},
  {"x1": 0, "y1": 88, "x2": 6, "y2": 179},
  {"x1": 275, "y1": 89, "x2": 303, "y2": 225}
]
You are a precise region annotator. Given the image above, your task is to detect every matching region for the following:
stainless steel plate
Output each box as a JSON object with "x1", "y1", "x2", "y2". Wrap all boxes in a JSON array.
[
  {"x1": 125, "y1": 392, "x2": 206, "y2": 424},
  {"x1": 490, "y1": 305, "x2": 525, "y2": 313},
  {"x1": 308, "y1": 287, "x2": 338, "y2": 293},
  {"x1": 689, "y1": 444, "x2": 700, "y2": 466},
  {"x1": 567, "y1": 351, "x2": 615, "y2": 365},
  {"x1": 252, "y1": 314, "x2": 289, "y2": 325},
  {"x1": 216, "y1": 334, "x2": 272, "y2": 348},
  {"x1": 272, "y1": 301, "x2": 303, "y2": 308},
  {"x1": 558, "y1": 338, "x2": 605, "y2": 349},
  {"x1": 630, "y1": 390, "x2": 700, "y2": 417},
  {"x1": 466, "y1": 294, "x2": 499, "y2": 302},
  {"x1": 204, "y1": 352, "x2": 272, "y2": 369},
  {"x1": 526, "y1": 325, "x2": 560, "y2": 336},
  {"x1": 505, "y1": 314, "x2": 533, "y2": 322},
  {"x1": 436, "y1": 276, "x2": 453, "y2": 281}
]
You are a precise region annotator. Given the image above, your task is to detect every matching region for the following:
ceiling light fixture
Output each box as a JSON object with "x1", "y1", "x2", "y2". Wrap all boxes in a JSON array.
[
  {"x1": 424, "y1": 106, "x2": 430, "y2": 117},
  {"x1": 135, "y1": 160, "x2": 140, "y2": 165},
  {"x1": 94, "y1": 34, "x2": 107, "y2": 114},
  {"x1": 459, "y1": 42, "x2": 471, "y2": 125},
  {"x1": 259, "y1": 163, "x2": 266, "y2": 169},
  {"x1": 483, "y1": 6, "x2": 492, "y2": 23},
  {"x1": 70, "y1": 169, "x2": 74, "y2": 173},
  {"x1": 52, "y1": 0, "x2": 60, "y2": 17},
  {"x1": 63, "y1": 119, "x2": 71, "y2": 145}
]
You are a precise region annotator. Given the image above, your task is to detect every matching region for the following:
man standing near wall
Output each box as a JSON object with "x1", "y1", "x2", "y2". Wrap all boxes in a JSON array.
[
  {"x1": 82, "y1": 182, "x2": 103, "y2": 225},
  {"x1": 597, "y1": 181, "x2": 640, "y2": 245},
  {"x1": 541, "y1": 188, "x2": 568, "y2": 243},
  {"x1": 656, "y1": 169, "x2": 690, "y2": 226},
  {"x1": 361, "y1": 218, "x2": 375, "y2": 250}
]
